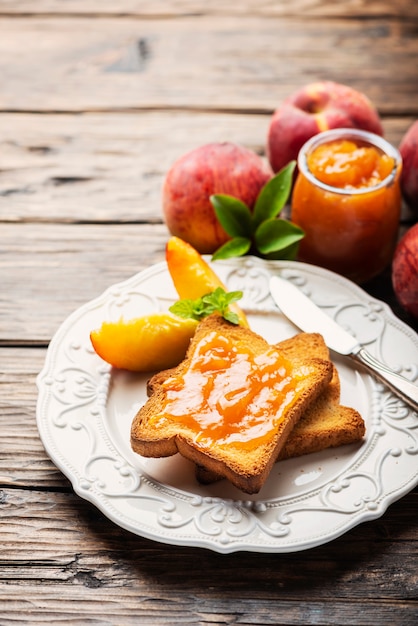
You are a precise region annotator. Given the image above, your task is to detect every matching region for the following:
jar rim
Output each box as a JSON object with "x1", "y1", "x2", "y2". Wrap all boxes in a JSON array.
[{"x1": 297, "y1": 128, "x2": 402, "y2": 196}]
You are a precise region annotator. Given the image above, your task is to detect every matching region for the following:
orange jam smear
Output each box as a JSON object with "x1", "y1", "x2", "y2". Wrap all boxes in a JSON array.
[
  {"x1": 152, "y1": 330, "x2": 298, "y2": 451},
  {"x1": 307, "y1": 140, "x2": 395, "y2": 189}
]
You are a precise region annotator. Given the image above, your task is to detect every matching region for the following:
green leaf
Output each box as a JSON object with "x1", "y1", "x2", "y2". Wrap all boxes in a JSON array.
[
  {"x1": 211, "y1": 236, "x2": 251, "y2": 260},
  {"x1": 222, "y1": 309, "x2": 239, "y2": 324},
  {"x1": 263, "y1": 241, "x2": 300, "y2": 261},
  {"x1": 252, "y1": 161, "x2": 296, "y2": 229},
  {"x1": 255, "y1": 218, "x2": 305, "y2": 255},
  {"x1": 202, "y1": 287, "x2": 243, "y2": 310},
  {"x1": 208, "y1": 160, "x2": 301, "y2": 263},
  {"x1": 210, "y1": 194, "x2": 252, "y2": 238},
  {"x1": 202, "y1": 288, "x2": 243, "y2": 324},
  {"x1": 169, "y1": 287, "x2": 244, "y2": 325},
  {"x1": 169, "y1": 298, "x2": 202, "y2": 320}
]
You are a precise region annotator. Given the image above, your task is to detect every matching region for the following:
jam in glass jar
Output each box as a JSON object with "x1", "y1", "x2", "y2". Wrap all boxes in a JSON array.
[{"x1": 291, "y1": 128, "x2": 402, "y2": 283}]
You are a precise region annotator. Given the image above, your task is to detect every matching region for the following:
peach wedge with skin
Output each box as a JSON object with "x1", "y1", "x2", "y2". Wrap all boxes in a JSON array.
[
  {"x1": 165, "y1": 236, "x2": 249, "y2": 327},
  {"x1": 90, "y1": 312, "x2": 198, "y2": 372}
]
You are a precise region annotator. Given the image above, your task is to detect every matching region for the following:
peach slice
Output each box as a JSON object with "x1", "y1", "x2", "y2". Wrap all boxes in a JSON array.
[
  {"x1": 90, "y1": 313, "x2": 198, "y2": 372},
  {"x1": 165, "y1": 236, "x2": 249, "y2": 327}
]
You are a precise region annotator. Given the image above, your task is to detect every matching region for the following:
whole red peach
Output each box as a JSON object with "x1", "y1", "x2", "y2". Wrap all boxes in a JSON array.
[
  {"x1": 399, "y1": 120, "x2": 418, "y2": 214},
  {"x1": 162, "y1": 142, "x2": 272, "y2": 254},
  {"x1": 392, "y1": 224, "x2": 418, "y2": 318},
  {"x1": 267, "y1": 81, "x2": 383, "y2": 173}
]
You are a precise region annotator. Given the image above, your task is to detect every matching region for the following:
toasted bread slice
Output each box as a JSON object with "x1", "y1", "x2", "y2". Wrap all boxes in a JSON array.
[
  {"x1": 196, "y1": 333, "x2": 365, "y2": 485},
  {"x1": 130, "y1": 314, "x2": 333, "y2": 494}
]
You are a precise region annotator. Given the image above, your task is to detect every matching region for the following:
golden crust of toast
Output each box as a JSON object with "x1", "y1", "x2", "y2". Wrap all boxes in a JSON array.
[{"x1": 130, "y1": 315, "x2": 333, "y2": 494}]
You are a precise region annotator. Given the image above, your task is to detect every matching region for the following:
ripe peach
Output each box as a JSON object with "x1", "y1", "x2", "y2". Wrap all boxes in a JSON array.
[
  {"x1": 267, "y1": 81, "x2": 383, "y2": 174},
  {"x1": 399, "y1": 120, "x2": 418, "y2": 214},
  {"x1": 392, "y1": 224, "x2": 418, "y2": 319},
  {"x1": 162, "y1": 142, "x2": 272, "y2": 254}
]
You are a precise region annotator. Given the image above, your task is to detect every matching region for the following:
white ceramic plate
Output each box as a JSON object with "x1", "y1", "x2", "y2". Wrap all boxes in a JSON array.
[{"x1": 36, "y1": 257, "x2": 418, "y2": 553}]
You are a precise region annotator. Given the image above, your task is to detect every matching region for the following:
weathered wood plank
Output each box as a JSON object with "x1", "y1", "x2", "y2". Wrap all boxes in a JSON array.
[
  {"x1": 0, "y1": 590, "x2": 415, "y2": 626},
  {"x1": 0, "y1": 222, "x2": 168, "y2": 344},
  {"x1": 0, "y1": 113, "x2": 414, "y2": 224},
  {"x1": 0, "y1": 111, "x2": 270, "y2": 223},
  {"x1": 0, "y1": 487, "x2": 417, "y2": 624},
  {"x1": 0, "y1": 347, "x2": 66, "y2": 488},
  {"x1": 0, "y1": 0, "x2": 417, "y2": 19},
  {"x1": 0, "y1": 16, "x2": 417, "y2": 113},
  {"x1": 1, "y1": 488, "x2": 418, "y2": 577}
]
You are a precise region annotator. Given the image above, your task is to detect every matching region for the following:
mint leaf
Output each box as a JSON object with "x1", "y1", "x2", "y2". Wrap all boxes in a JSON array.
[
  {"x1": 255, "y1": 218, "x2": 305, "y2": 254},
  {"x1": 169, "y1": 298, "x2": 203, "y2": 321},
  {"x1": 202, "y1": 287, "x2": 243, "y2": 310},
  {"x1": 211, "y1": 236, "x2": 251, "y2": 260},
  {"x1": 169, "y1": 287, "x2": 244, "y2": 325},
  {"x1": 201, "y1": 288, "x2": 243, "y2": 321},
  {"x1": 252, "y1": 161, "x2": 296, "y2": 229},
  {"x1": 222, "y1": 309, "x2": 239, "y2": 324},
  {"x1": 210, "y1": 194, "x2": 252, "y2": 237}
]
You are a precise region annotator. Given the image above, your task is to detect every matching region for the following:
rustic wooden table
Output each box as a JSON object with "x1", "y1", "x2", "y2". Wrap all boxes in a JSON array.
[{"x1": 1, "y1": 2, "x2": 418, "y2": 624}]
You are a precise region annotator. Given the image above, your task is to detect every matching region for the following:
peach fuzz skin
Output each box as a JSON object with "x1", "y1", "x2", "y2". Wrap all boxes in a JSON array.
[
  {"x1": 162, "y1": 142, "x2": 272, "y2": 255},
  {"x1": 392, "y1": 224, "x2": 418, "y2": 319},
  {"x1": 399, "y1": 120, "x2": 418, "y2": 214},
  {"x1": 267, "y1": 81, "x2": 383, "y2": 174}
]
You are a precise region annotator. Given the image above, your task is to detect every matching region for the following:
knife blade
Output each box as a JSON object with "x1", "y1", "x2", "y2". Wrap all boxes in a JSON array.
[{"x1": 269, "y1": 275, "x2": 418, "y2": 412}]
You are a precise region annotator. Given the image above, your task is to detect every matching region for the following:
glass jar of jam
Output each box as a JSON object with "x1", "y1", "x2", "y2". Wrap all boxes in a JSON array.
[{"x1": 291, "y1": 128, "x2": 402, "y2": 283}]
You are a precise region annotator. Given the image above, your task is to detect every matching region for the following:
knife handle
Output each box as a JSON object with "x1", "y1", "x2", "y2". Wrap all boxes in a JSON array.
[{"x1": 351, "y1": 347, "x2": 418, "y2": 412}]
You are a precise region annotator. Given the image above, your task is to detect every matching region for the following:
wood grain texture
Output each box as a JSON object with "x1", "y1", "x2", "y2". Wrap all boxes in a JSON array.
[
  {"x1": 0, "y1": 347, "x2": 66, "y2": 487},
  {"x1": 0, "y1": 486, "x2": 417, "y2": 624},
  {"x1": 0, "y1": 112, "x2": 270, "y2": 223},
  {"x1": 0, "y1": 223, "x2": 168, "y2": 343},
  {"x1": 1, "y1": 0, "x2": 417, "y2": 18},
  {"x1": 1, "y1": 114, "x2": 415, "y2": 224},
  {"x1": 0, "y1": 16, "x2": 417, "y2": 113}
]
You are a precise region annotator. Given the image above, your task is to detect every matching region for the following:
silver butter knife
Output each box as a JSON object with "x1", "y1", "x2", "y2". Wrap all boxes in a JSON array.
[{"x1": 269, "y1": 275, "x2": 418, "y2": 412}]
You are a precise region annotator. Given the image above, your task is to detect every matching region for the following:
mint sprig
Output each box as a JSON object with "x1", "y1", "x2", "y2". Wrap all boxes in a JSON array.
[
  {"x1": 210, "y1": 160, "x2": 304, "y2": 261},
  {"x1": 169, "y1": 287, "x2": 243, "y2": 325}
]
